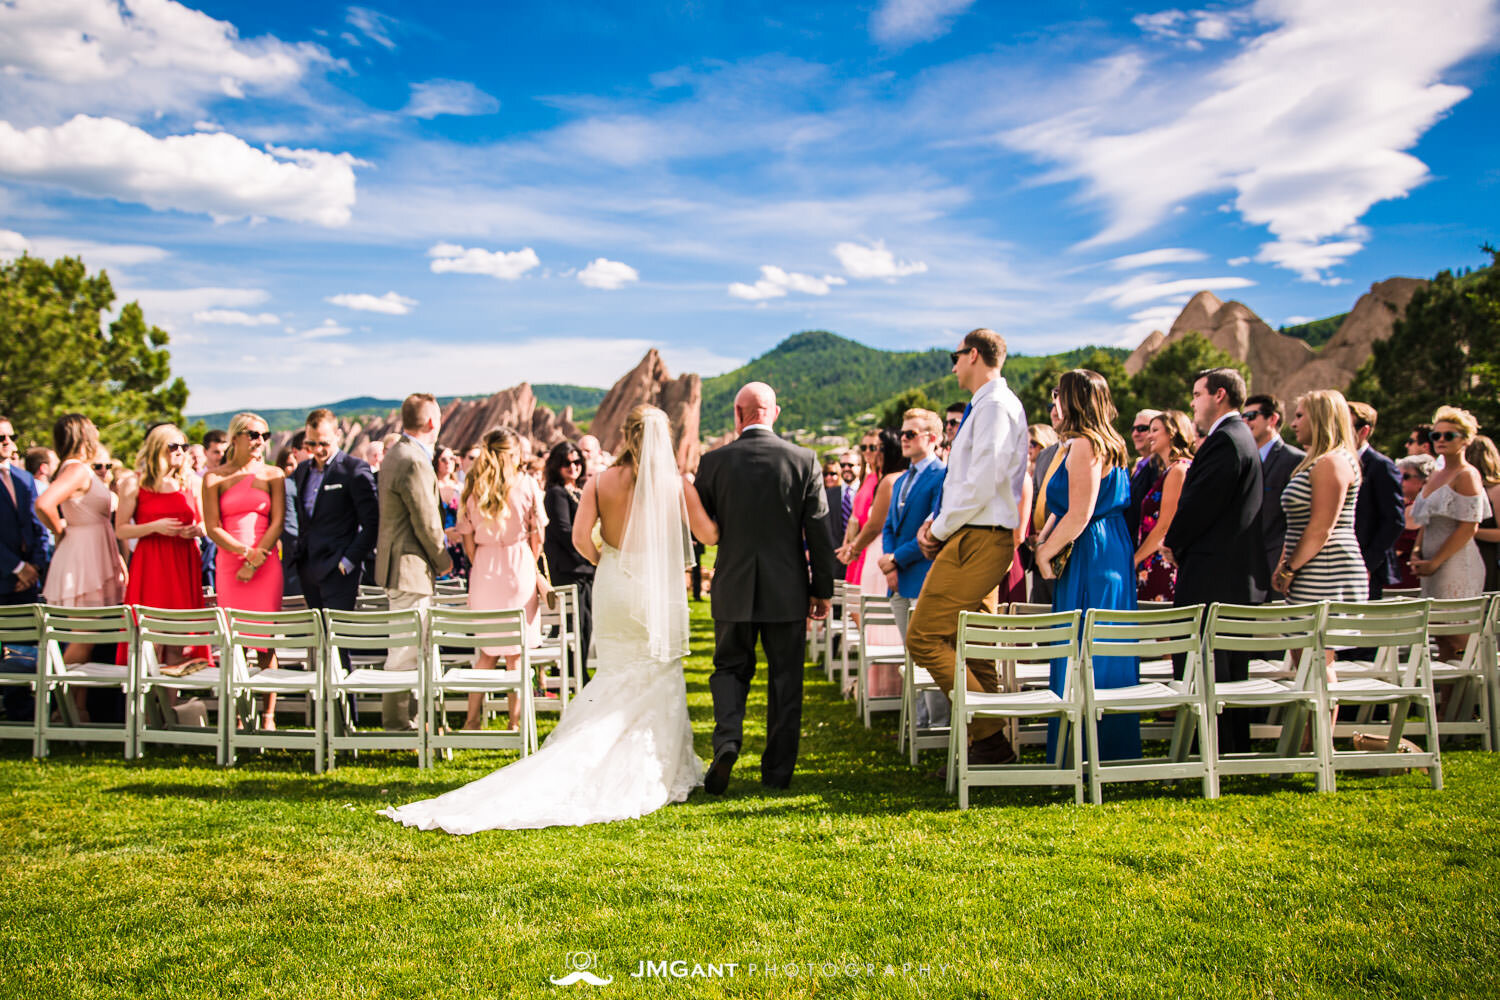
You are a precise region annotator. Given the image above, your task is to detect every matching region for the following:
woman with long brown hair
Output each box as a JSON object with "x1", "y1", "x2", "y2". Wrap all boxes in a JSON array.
[
  {"x1": 459, "y1": 427, "x2": 547, "y2": 730},
  {"x1": 1033, "y1": 369, "x2": 1138, "y2": 762},
  {"x1": 1133, "y1": 409, "x2": 1197, "y2": 601}
]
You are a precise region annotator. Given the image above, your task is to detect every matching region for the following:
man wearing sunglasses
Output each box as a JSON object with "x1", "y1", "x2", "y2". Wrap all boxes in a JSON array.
[
  {"x1": 908, "y1": 329, "x2": 1029, "y2": 769},
  {"x1": 0, "y1": 415, "x2": 48, "y2": 606},
  {"x1": 1124, "y1": 408, "x2": 1162, "y2": 541},
  {"x1": 1242, "y1": 394, "x2": 1304, "y2": 596},
  {"x1": 1347, "y1": 401, "x2": 1404, "y2": 600}
]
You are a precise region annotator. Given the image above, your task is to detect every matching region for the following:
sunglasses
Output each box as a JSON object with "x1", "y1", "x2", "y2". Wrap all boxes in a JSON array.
[
  {"x1": 949, "y1": 347, "x2": 973, "y2": 365},
  {"x1": 1241, "y1": 410, "x2": 1268, "y2": 421},
  {"x1": 0, "y1": 433, "x2": 14, "y2": 442},
  {"x1": 899, "y1": 430, "x2": 923, "y2": 440},
  {"x1": 1429, "y1": 430, "x2": 1463, "y2": 442},
  {"x1": 305, "y1": 439, "x2": 333, "y2": 449},
  {"x1": 165, "y1": 442, "x2": 188, "y2": 453},
  {"x1": 566, "y1": 459, "x2": 583, "y2": 467},
  {"x1": 1131, "y1": 424, "x2": 1152, "y2": 434},
  {"x1": 1401, "y1": 472, "x2": 1426, "y2": 481},
  {"x1": 944, "y1": 417, "x2": 962, "y2": 427},
  {"x1": 240, "y1": 430, "x2": 268, "y2": 442},
  {"x1": 860, "y1": 444, "x2": 879, "y2": 452},
  {"x1": 839, "y1": 462, "x2": 856, "y2": 469},
  {"x1": 91, "y1": 463, "x2": 110, "y2": 472}
]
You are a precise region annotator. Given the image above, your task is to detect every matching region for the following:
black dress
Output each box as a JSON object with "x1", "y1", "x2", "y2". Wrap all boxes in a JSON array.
[{"x1": 543, "y1": 482, "x2": 594, "y2": 682}]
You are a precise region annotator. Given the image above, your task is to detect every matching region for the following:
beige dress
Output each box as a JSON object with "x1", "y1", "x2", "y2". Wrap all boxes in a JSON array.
[{"x1": 1411, "y1": 483, "x2": 1491, "y2": 599}]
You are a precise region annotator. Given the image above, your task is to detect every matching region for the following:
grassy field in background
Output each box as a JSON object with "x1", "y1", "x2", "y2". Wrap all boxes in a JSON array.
[{"x1": 2, "y1": 600, "x2": 1498, "y2": 999}]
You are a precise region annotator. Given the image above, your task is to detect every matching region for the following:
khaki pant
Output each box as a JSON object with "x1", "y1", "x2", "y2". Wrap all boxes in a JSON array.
[
  {"x1": 382, "y1": 589, "x2": 430, "y2": 731},
  {"x1": 906, "y1": 527, "x2": 1015, "y2": 743}
]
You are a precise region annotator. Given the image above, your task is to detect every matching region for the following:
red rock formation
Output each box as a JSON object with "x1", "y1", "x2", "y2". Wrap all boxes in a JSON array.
[{"x1": 591, "y1": 350, "x2": 703, "y2": 471}]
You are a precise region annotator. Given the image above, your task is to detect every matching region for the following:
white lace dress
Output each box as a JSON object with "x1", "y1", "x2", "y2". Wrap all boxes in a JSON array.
[
  {"x1": 1411, "y1": 483, "x2": 1492, "y2": 599},
  {"x1": 379, "y1": 543, "x2": 703, "y2": 834}
]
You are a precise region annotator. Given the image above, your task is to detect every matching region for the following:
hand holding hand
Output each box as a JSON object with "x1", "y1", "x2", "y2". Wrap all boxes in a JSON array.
[
  {"x1": 877, "y1": 553, "x2": 896, "y2": 574},
  {"x1": 917, "y1": 522, "x2": 941, "y2": 559},
  {"x1": 1159, "y1": 546, "x2": 1175, "y2": 569},
  {"x1": 14, "y1": 562, "x2": 39, "y2": 590},
  {"x1": 236, "y1": 563, "x2": 256, "y2": 583},
  {"x1": 808, "y1": 596, "x2": 831, "y2": 621},
  {"x1": 1410, "y1": 557, "x2": 1436, "y2": 578}
]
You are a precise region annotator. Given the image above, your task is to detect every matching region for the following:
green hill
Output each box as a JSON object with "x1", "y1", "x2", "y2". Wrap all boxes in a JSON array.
[
  {"x1": 698, "y1": 331, "x2": 1128, "y2": 436},
  {"x1": 1279, "y1": 313, "x2": 1348, "y2": 348},
  {"x1": 189, "y1": 384, "x2": 606, "y2": 432}
]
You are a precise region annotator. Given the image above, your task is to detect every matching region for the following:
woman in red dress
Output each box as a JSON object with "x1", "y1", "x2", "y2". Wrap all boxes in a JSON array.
[{"x1": 116, "y1": 423, "x2": 210, "y2": 669}]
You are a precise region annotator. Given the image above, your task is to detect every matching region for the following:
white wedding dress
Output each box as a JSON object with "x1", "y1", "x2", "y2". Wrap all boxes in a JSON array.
[{"x1": 380, "y1": 412, "x2": 704, "y2": 834}]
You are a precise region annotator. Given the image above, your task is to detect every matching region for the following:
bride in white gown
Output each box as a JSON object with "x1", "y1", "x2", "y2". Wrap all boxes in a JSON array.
[{"x1": 380, "y1": 405, "x2": 715, "y2": 834}]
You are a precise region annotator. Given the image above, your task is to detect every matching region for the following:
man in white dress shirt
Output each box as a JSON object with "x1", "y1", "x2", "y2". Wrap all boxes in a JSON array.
[{"x1": 908, "y1": 328, "x2": 1030, "y2": 766}]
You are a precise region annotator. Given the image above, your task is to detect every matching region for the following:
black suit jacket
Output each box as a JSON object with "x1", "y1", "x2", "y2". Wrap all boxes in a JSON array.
[
  {"x1": 1165, "y1": 414, "x2": 1267, "y2": 605},
  {"x1": 0, "y1": 465, "x2": 47, "y2": 597},
  {"x1": 825, "y1": 485, "x2": 848, "y2": 547},
  {"x1": 543, "y1": 483, "x2": 594, "y2": 581},
  {"x1": 695, "y1": 428, "x2": 837, "y2": 623},
  {"x1": 1125, "y1": 455, "x2": 1159, "y2": 541},
  {"x1": 292, "y1": 451, "x2": 379, "y2": 586},
  {"x1": 1355, "y1": 446, "x2": 1404, "y2": 580},
  {"x1": 1259, "y1": 437, "x2": 1306, "y2": 583}
]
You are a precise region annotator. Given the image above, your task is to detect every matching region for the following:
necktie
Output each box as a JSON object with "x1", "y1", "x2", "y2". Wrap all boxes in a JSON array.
[
  {"x1": 841, "y1": 485, "x2": 853, "y2": 525},
  {"x1": 959, "y1": 402, "x2": 973, "y2": 430},
  {"x1": 0, "y1": 466, "x2": 14, "y2": 507},
  {"x1": 898, "y1": 468, "x2": 914, "y2": 507}
]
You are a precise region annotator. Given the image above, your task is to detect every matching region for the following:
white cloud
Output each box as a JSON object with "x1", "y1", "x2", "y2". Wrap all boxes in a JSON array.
[
  {"x1": 326, "y1": 291, "x2": 418, "y2": 315},
  {"x1": 577, "y1": 258, "x2": 639, "y2": 290},
  {"x1": 871, "y1": 0, "x2": 976, "y2": 46},
  {"x1": 1133, "y1": 8, "x2": 1250, "y2": 48},
  {"x1": 125, "y1": 286, "x2": 270, "y2": 318},
  {"x1": 193, "y1": 309, "x2": 279, "y2": 326},
  {"x1": 0, "y1": 229, "x2": 168, "y2": 272},
  {"x1": 0, "y1": 115, "x2": 360, "y2": 226},
  {"x1": 1117, "y1": 303, "x2": 1186, "y2": 346},
  {"x1": 298, "y1": 318, "x2": 351, "y2": 339},
  {"x1": 1254, "y1": 237, "x2": 1365, "y2": 284},
  {"x1": 0, "y1": 0, "x2": 331, "y2": 122},
  {"x1": 345, "y1": 7, "x2": 397, "y2": 50},
  {"x1": 427, "y1": 242, "x2": 540, "y2": 280},
  {"x1": 1087, "y1": 273, "x2": 1257, "y2": 309},
  {"x1": 1227, "y1": 256, "x2": 1251, "y2": 266},
  {"x1": 1006, "y1": 0, "x2": 1498, "y2": 281},
  {"x1": 833, "y1": 239, "x2": 929, "y2": 280},
  {"x1": 728, "y1": 265, "x2": 847, "y2": 301},
  {"x1": 1106, "y1": 247, "x2": 1207, "y2": 270},
  {"x1": 1282, "y1": 315, "x2": 1315, "y2": 326},
  {"x1": 405, "y1": 79, "x2": 500, "y2": 119}
]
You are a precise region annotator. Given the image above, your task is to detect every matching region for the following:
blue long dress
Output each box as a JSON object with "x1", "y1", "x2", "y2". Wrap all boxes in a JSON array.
[{"x1": 1046, "y1": 456, "x2": 1140, "y2": 762}]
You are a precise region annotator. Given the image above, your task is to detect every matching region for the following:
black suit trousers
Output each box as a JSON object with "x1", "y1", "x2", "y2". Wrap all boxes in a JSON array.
[{"x1": 710, "y1": 619, "x2": 806, "y2": 786}]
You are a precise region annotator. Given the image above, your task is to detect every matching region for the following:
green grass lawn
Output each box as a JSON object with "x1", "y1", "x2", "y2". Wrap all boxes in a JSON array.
[{"x1": 2, "y1": 601, "x2": 1498, "y2": 999}]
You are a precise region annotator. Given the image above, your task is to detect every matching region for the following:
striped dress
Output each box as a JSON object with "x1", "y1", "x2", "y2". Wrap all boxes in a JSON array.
[{"x1": 1280, "y1": 451, "x2": 1369, "y2": 603}]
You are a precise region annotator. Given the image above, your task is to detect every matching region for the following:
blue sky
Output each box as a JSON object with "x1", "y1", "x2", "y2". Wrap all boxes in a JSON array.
[{"x1": 2, "y1": 0, "x2": 1498, "y2": 412}]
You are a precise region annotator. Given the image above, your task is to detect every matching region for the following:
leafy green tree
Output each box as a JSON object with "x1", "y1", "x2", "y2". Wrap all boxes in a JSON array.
[
  {"x1": 0, "y1": 254, "x2": 190, "y2": 457},
  {"x1": 877, "y1": 388, "x2": 940, "y2": 428},
  {"x1": 1131, "y1": 332, "x2": 1249, "y2": 417},
  {"x1": 1349, "y1": 246, "x2": 1499, "y2": 455},
  {"x1": 1017, "y1": 348, "x2": 1142, "y2": 437}
]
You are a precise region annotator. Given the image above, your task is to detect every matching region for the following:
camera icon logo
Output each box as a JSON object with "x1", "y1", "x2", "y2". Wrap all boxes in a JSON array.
[{"x1": 550, "y1": 951, "x2": 613, "y2": 987}]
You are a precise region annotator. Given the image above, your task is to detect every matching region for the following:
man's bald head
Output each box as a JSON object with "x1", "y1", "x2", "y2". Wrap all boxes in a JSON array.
[{"x1": 734, "y1": 382, "x2": 779, "y2": 433}]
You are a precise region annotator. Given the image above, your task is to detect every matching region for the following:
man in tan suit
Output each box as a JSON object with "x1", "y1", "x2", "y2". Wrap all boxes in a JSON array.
[{"x1": 375, "y1": 393, "x2": 452, "y2": 729}]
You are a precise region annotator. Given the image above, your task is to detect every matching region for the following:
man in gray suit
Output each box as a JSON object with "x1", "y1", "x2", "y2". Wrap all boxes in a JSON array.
[
  {"x1": 1243, "y1": 393, "x2": 1304, "y2": 601},
  {"x1": 375, "y1": 393, "x2": 452, "y2": 729}
]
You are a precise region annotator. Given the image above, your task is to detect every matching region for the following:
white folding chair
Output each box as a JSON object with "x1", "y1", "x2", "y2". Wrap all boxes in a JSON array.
[
  {"x1": 1202, "y1": 601, "x2": 1331, "y2": 794},
  {"x1": 132, "y1": 606, "x2": 230, "y2": 764},
  {"x1": 857, "y1": 594, "x2": 905, "y2": 727},
  {"x1": 223, "y1": 609, "x2": 326, "y2": 772},
  {"x1": 1484, "y1": 593, "x2": 1500, "y2": 751},
  {"x1": 1413, "y1": 595, "x2": 1493, "y2": 749},
  {"x1": 532, "y1": 585, "x2": 582, "y2": 714},
  {"x1": 323, "y1": 608, "x2": 427, "y2": 767},
  {"x1": 1321, "y1": 600, "x2": 1442, "y2": 790},
  {"x1": 838, "y1": 581, "x2": 863, "y2": 697},
  {"x1": 822, "y1": 585, "x2": 847, "y2": 681},
  {"x1": 0, "y1": 604, "x2": 43, "y2": 755},
  {"x1": 897, "y1": 600, "x2": 950, "y2": 765},
  {"x1": 38, "y1": 605, "x2": 136, "y2": 758},
  {"x1": 1081, "y1": 605, "x2": 1214, "y2": 803},
  {"x1": 947, "y1": 609, "x2": 1085, "y2": 808},
  {"x1": 426, "y1": 608, "x2": 536, "y2": 759}
]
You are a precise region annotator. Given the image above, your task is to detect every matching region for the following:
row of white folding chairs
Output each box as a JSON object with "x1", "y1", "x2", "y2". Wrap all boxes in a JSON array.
[
  {"x1": 944, "y1": 597, "x2": 1499, "y2": 808},
  {"x1": 0, "y1": 600, "x2": 582, "y2": 771}
]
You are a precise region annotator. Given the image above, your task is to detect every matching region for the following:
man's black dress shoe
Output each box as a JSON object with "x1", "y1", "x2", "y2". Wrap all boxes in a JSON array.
[{"x1": 705, "y1": 747, "x2": 737, "y2": 795}]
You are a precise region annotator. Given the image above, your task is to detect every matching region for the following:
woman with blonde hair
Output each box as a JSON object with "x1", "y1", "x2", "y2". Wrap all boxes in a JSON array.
[
  {"x1": 459, "y1": 426, "x2": 548, "y2": 730},
  {"x1": 1411, "y1": 407, "x2": 1490, "y2": 658},
  {"x1": 1034, "y1": 369, "x2": 1138, "y2": 761},
  {"x1": 204, "y1": 412, "x2": 285, "y2": 728},
  {"x1": 1027, "y1": 423, "x2": 1059, "y2": 476},
  {"x1": 1464, "y1": 434, "x2": 1500, "y2": 593},
  {"x1": 116, "y1": 423, "x2": 210, "y2": 668},
  {"x1": 1133, "y1": 409, "x2": 1196, "y2": 601},
  {"x1": 1273, "y1": 390, "x2": 1366, "y2": 603}
]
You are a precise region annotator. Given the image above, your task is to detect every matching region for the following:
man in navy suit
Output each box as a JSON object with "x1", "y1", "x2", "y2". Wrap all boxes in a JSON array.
[
  {"x1": 1163, "y1": 369, "x2": 1266, "y2": 755},
  {"x1": 292, "y1": 409, "x2": 379, "y2": 615},
  {"x1": 878, "y1": 408, "x2": 947, "y2": 639},
  {"x1": 0, "y1": 416, "x2": 46, "y2": 606},
  {"x1": 1348, "y1": 402, "x2": 1405, "y2": 599},
  {"x1": 0, "y1": 415, "x2": 47, "y2": 722}
]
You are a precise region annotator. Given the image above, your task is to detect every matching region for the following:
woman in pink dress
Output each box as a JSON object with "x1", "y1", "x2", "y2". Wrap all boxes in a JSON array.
[
  {"x1": 204, "y1": 412, "x2": 285, "y2": 729},
  {"x1": 837, "y1": 429, "x2": 908, "y2": 674},
  {"x1": 36, "y1": 414, "x2": 128, "y2": 721},
  {"x1": 460, "y1": 427, "x2": 547, "y2": 731}
]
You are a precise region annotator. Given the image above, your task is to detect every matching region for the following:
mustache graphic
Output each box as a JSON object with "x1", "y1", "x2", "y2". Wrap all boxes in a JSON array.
[{"x1": 548, "y1": 971, "x2": 614, "y2": 986}]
